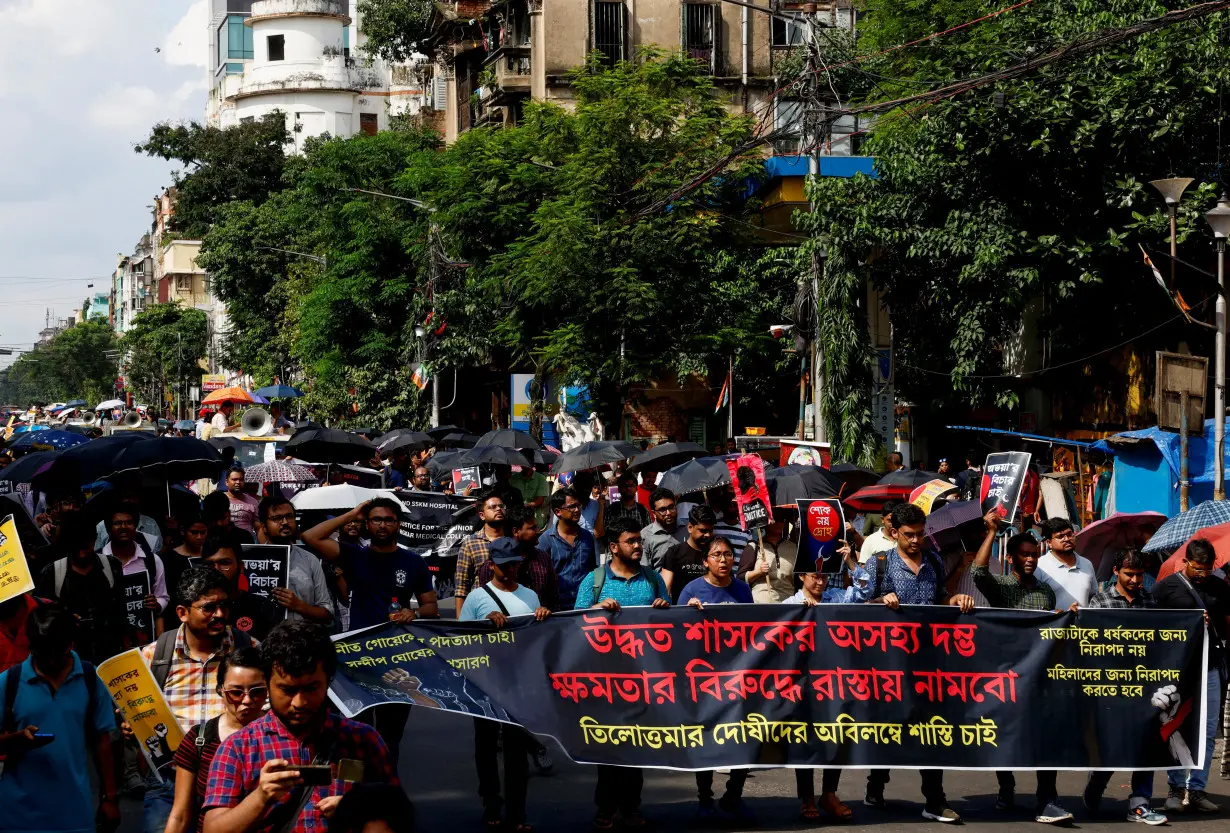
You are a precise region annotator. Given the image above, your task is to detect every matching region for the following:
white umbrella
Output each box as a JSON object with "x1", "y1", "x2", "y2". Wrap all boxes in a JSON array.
[
  {"x1": 94, "y1": 399, "x2": 124, "y2": 410},
  {"x1": 290, "y1": 484, "x2": 400, "y2": 511}
]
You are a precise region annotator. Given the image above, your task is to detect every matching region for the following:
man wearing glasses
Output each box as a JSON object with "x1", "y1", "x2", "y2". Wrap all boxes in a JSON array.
[
  {"x1": 1036, "y1": 518, "x2": 1097, "y2": 612},
  {"x1": 140, "y1": 567, "x2": 256, "y2": 833},
  {"x1": 538, "y1": 488, "x2": 597, "y2": 610}
]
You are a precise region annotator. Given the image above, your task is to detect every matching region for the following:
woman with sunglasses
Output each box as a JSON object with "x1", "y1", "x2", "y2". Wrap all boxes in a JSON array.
[{"x1": 165, "y1": 647, "x2": 267, "y2": 833}]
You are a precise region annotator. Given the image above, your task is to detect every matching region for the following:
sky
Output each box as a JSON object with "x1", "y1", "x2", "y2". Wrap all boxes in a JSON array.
[{"x1": 0, "y1": 0, "x2": 209, "y2": 367}]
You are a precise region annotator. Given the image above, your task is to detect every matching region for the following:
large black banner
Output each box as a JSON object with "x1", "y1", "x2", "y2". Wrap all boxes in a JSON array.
[
  {"x1": 329, "y1": 606, "x2": 1207, "y2": 771},
  {"x1": 394, "y1": 492, "x2": 476, "y2": 599}
]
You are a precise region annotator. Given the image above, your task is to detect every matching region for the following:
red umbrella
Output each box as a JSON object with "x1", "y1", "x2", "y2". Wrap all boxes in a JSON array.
[
  {"x1": 844, "y1": 484, "x2": 912, "y2": 512},
  {"x1": 1075, "y1": 511, "x2": 1168, "y2": 574},
  {"x1": 1157, "y1": 521, "x2": 1230, "y2": 580}
]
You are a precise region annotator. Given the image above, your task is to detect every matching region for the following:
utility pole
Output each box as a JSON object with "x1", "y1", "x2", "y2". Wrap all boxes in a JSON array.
[{"x1": 801, "y1": 1, "x2": 828, "y2": 443}]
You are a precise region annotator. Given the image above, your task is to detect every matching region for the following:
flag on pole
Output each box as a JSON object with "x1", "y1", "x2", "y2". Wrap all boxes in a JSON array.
[
  {"x1": 714, "y1": 371, "x2": 730, "y2": 414},
  {"x1": 1140, "y1": 244, "x2": 1195, "y2": 319},
  {"x1": 411, "y1": 364, "x2": 431, "y2": 391}
]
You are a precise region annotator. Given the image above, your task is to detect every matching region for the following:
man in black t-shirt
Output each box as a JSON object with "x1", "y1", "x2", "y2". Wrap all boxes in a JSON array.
[
  {"x1": 1152, "y1": 538, "x2": 1230, "y2": 814},
  {"x1": 660, "y1": 505, "x2": 716, "y2": 604},
  {"x1": 34, "y1": 513, "x2": 127, "y2": 663}
]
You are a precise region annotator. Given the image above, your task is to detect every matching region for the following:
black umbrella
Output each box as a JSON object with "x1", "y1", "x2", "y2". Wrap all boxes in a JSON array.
[
  {"x1": 764, "y1": 464, "x2": 842, "y2": 507},
  {"x1": 530, "y1": 448, "x2": 558, "y2": 468},
  {"x1": 439, "y1": 432, "x2": 480, "y2": 448},
  {"x1": 878, "y1": 468, "x2": 943, "y2": 489},
  {"x1": 925, "y1": 500, "x2": 985, "y2": 552},
  {"x1": 551, "y1": 441, "x2": 639, "y2": 475},
  {"x1": 284, "y1": 428, "x2": 376, "y2": 464},
  {"x1": 426, "y1": 449, "x2": 466, "y2": 476},
  {"x1": 458, "y1": 445, "x2": 527, "y2": 467},
  {"x1": 425, "y1": 424, "x2": 467, "y2": 441},
  {"x1": 378, "y1": 431, "x2": 434, "y2": 454},
  {"x1": 0, "y1": 451, "x2": 60, "y2": 487},
  {"x1": 475, "y1": 429, "x2": 542, "y2": 451},
  {"x1": 627, "y1": 442, "x2": 707, "y2": 474},
  {"x1": 829, "y1": 462, "x2": 880, "y2": 495},
  {"x1": 60, "y1": 424, "x2": 95, "y2": 436},
  {"x1": 32, "y1": 432, "x2": 151, "y2": 491},
  {"x1": 102, "y1": 436, "x2": 225, "y2": 484},
  {"x1": 657, "y1": 456, "x2": 732, "y2": 496},
  {"x1": 351, "y1": 427, "x2": 381, "y2": 440}
]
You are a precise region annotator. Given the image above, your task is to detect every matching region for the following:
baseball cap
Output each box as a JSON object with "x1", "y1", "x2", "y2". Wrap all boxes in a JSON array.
[{"x1": 488, "y1": 537, "x2": 523, "y2": 566}]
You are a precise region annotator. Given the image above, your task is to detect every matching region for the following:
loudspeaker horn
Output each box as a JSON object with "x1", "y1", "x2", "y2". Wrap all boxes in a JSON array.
[
  {"x1": 241, "y1": 407, "x2": 272, "y2": 437},
  {"x1": 80, "y1": 411, "x2": 97, "y2": 426},
  {"x1": 120, "y1": 410, "x2": 143, "y2": 427}
]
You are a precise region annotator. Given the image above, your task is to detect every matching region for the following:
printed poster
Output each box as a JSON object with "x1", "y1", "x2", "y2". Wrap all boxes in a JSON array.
[
  {"x1": 239, "y1": 544, "x2": 291, "y2": 633},
  {"x1": 911, "y1": 479, "x2": 959, "y2": 514},
  {"x1": 724, "y1": 454, "x2": 772, "y2": 531},
  {"x1": 797, "y1": 498, "x2": 846, "y2": 573},
  {"x1": 99, "y1": 649, "x2": 183, "y2": 779},
  {"x1": 980, "y1": 452, "x2": 1032, "y2": 524},
  {"x1": 0, "y1": 515, "x2": 34, "y2": 603},
  {"x1": 121, "y1": 569, "x2": 156, "y2": 645}
]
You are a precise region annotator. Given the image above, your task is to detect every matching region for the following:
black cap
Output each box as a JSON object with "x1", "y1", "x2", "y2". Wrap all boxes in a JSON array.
[{"x1": 488, "y1": 537, "x2": 523, "y2": 566}]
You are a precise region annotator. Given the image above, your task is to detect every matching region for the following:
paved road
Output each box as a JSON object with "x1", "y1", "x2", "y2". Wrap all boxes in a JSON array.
[{"x1": 118, "y1": 710, "x2": 1228, "y2": 832}]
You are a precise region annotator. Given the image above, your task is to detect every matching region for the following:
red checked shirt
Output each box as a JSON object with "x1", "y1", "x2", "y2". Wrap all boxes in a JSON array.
[{"x1": 204, "y1": 709, "x2": 397, "y2": 833}]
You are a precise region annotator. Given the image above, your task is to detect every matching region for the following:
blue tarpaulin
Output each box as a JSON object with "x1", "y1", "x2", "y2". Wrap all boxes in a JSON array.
[{"x1": 1093, "y1": 420, "x2": 1230, "y2": 516}]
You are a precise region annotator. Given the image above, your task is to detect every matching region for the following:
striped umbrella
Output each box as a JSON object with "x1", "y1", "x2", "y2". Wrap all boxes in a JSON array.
[{"x1": 1141, "y1": 500, "x2": 1230, "y2": 553}]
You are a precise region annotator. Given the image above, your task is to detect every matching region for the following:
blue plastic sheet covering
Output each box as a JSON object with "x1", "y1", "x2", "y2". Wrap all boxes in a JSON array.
[{"x1": 1091, "y1": 420, "x2": 1230, "y2": 485}]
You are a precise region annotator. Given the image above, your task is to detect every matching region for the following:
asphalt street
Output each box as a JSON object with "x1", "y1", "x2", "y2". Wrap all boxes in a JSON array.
[{"x1": 117, "y1": 710, "x2": 1229, "y2": 832}]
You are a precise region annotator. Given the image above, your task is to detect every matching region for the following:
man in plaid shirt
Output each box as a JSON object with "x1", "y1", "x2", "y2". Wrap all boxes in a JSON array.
[
  {"x1": 203, "y1": 621, "x2": 397, "y2": 833},
  {"x1": 453, "y1": 492, "x2": 508, "y2": 615},
  {"x1": 476, "y1": 506, "x2": 560, "y2": 611},
  {"x1": 970, "y1": 512, "x2": 1070, "y2": 824},
  {"x1": 1083, "y1": 549, "x2": 1167, "y2": 825}
]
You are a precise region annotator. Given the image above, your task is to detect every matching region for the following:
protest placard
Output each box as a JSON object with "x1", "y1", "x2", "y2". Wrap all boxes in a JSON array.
[
  {"x1": 980, "y1": 452, "x2": 1032, "y2": 524},
  {"x1": 725, "y1": 454, "x2": 772, "y2": 531},
  {"x1": 240, "y1": 544, "x2": 290, "y2": 632},
  {"x1": 99, "y1": 649, "x2": 183, "y2": 779},
  {"x1": 797, "y1": 499, "x2": 845, "y2": 573},
  {"x1": 121, "y1": 569, "x2": 156, "y2": 644},
  {"x1": 0, "y1": 515, "x2": 35, "y2": 604},
  {"x1": 395, "y1": 492, "x2": 476, "y2": 599}
]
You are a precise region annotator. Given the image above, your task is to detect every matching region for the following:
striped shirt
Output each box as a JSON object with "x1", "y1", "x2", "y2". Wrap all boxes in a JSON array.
[{"x1": 140, "y1": 627, "x2": 249, "y2": 733}]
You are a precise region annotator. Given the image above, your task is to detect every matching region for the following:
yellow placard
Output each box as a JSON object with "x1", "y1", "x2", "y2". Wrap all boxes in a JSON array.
[
  {"x1": 98, "y1": 649, "x2": 184, "y2": 774},
  {"x1": 0, "y1": 515, "x2": 34, "y2": 603},
  {"x1": 911, "y1": 480, "x2": 959, "y2": 515}
]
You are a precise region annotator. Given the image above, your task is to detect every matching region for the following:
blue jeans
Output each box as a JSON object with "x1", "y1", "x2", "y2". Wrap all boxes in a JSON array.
[
  {"x1": 1087, "y1": 770, "x2": 1154, "y2": 808},
  {"x1": 143, "y1": 770, "x2": 176, "y2": 833},
  {"x1": 1168, "y1": 668, "x2": 1226, "y2": 792}
]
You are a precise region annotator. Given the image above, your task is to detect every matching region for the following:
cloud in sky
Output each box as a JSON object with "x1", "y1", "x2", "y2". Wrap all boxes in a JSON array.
[{"x1": 0, "y1": 0, "x2": 207, "y2": 363}]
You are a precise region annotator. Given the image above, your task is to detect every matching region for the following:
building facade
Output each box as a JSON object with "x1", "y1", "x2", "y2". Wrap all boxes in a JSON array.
[{"x1": 207, "y1": 0, "x2": 419, "y2": 147}]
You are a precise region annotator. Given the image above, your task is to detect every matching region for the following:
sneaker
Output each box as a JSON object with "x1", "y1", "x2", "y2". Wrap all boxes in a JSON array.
[
  {"x1": 922, "y1": 804, "x2": 962, "y2": 823},
  {"x1": 1035, "y1": 802, "x2": 1073, "y2": 825},
  {"x1": 1186, "y1": 790, "x2": 1220, "y2": 813},
  {"x1": 1082, "y1": 783, "x2": 1103, "y2": 815},
  {"x1": 864, "y1": 790, "x2": 886, "y2": 809},
  {"x1": 532, "y1": 747, "x2": 554, "y2": 774},
  {"x1": 1127, "y1": 806, "x2": 1167, "y2": 825},
  {"x1": 995, "y1": 791, "x2": 1015, "y2": 811},
  {"x1": 718, "y1": 796, "x2": 756, "y2": 823},
  {"x1": 1163, "y1": 787, "x2": 1186, "y2": 813}
]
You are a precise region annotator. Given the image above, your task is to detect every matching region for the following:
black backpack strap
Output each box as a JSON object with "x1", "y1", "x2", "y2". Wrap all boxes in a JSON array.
[
  {"x1": 232, "y1": 627, "x2": 253, "y2": 650},
  {"x1": 873, "y1": 551, "x2": 888, "y2": 600},
  {"x1": 150, "y1": 629, "x2": 179, "y2": 690},
  {"x1": 480, "y1": 584, "x2": 510, "y2": 617},
  {"x1": 197, "y1": 715, "x2": 221, "y2": 748},
  {"x1": 134, "y1": 534, "x2": 159, "y2": 585}
]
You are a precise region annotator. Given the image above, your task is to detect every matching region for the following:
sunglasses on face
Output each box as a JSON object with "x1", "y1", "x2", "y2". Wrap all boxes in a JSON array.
[{"x1": 221, "y1": 685, "x2": 268, "y2": 704}]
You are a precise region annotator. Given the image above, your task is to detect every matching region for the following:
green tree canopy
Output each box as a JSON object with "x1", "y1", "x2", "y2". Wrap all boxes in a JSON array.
[
  {"x1": 0, "y1": 322, "x2": 117, "y2": 406},
  {"x1": 120, "y1": 304, "x2": 209, "y2": 411},
  {"x1": 355, "y1": 0, "x2": 434, "y2": 62}
]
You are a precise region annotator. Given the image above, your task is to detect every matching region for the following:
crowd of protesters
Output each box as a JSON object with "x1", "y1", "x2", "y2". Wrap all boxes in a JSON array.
[{"x1": 0, "y1": 440, "x2": 1226, "y2": 833}]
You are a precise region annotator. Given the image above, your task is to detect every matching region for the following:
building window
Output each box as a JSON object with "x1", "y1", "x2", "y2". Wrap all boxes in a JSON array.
[
  {"x1": 773, "y1": 98, "x2": 803, "y2": 154},
  {"x1": 360, "y1": 113, "x2": 378, "y2": 136},
  {"x1": 240, "y1": 116, "x2": 255, "y2": 124},
  {"x1": 175, "y1": 275, "x2": 191, "y2": 292},
  {"x1": 682, "y1": 3, "x2": 716, "y2": 74},
  {"x1": 219, "y1": 15, "x2": 254, "y2": 65},
  {"x1": 771, "y1": 17, "x2": 805, "y2": 47},
  {"x1": 268, "y1": 34, "x2": 285, "y2": 62},
  {"x1": 593, "y1": 2, "x2": 625, "y2": 65}
]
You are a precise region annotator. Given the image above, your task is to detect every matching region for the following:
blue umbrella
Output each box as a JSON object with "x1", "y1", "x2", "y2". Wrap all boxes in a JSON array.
[
  {"x1": 248, "y1": 392, "x2": 270, "y2": 406},
  {"x1": 1141, "y1": 500, "x2": 1230, "y2": 553},
  {"x1": 8, "y1": 430, "x2": 90, "y2": 451},
  {"x1": 254, "y1": 384, "x2": 304, "y2": 399},
  {"x1": 64, "y1": 399, "x2": 87, "y2": 408}
]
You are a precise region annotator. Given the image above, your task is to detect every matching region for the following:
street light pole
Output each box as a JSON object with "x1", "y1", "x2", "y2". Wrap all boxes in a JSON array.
[
  {"x1": 1204, "y1": 193, "x2": 1230, "y2": 500},
  {"x1": 1150, "y1": 177, "x2": 1194, "y2": 295}
]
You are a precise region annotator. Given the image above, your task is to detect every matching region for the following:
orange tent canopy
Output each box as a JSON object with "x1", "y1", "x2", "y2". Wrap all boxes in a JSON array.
[
  {"x1": 201, "y1": 386, "x2": 255, "y2": 406},
  {"x1": 1156, "y1": 521, "x2": 1230, "y2": 580}
]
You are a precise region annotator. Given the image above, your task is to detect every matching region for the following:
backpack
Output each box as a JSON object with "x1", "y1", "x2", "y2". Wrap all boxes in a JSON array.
[
  {"x1": 53, "y1": 555, "x2": 116, "y2": 597},
  {"x1": 150, "y1": 627, "x2": 253, "y2": 690},
  {"x1": 590, "y1": 564, "x2": 666, "y2": 606},
  {"x1": 97, "y1": 532, "x2": 159, "y2": 587}
]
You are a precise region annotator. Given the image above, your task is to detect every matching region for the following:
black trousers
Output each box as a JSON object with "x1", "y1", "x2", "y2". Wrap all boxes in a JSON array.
[
  {"x1": 696, "y1": 770, "x2": 748, "y2": 802},
  {"x1": 795, "y1": 768, "x2": 842, "y2": 799},
  {"x1": 997, "y1": 771, "x2": 1058, "y2": 807},
  {"x1": 475, "y1": 718, "x2": 530, "y2": 822},
  {"x1": 595, "y1": 766, "x2": 644, "y2": 815},
  {"x1": 867, "y1": 769, "x2": 946, "y2": 806},
  {"x1": 357, "y1": 703, "x2": 413, "y2": 765}
]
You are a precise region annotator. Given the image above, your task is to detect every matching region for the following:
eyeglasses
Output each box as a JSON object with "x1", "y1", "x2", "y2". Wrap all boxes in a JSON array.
[
  {"x1": 368, "y1": 517, "x2": 399, "y2": 526},
  {"x1": 560, "y1": 503, "x2": 581, "y2": 513},
  {"x1": 485, "y1": 503, "x2": 506, "y2": 511},
  {"x1": 221, "y1": 685, "x2": 268, "y2": 704},
  {"x1": 707, "y1": 552, "x2": 735, "y2": 561},
  {"x1": 192, "y1": 601, "x2": 232, "y2": 615},
  {"x1": 267, "y1": 513, "x2": 295, "y2": 524},
  {"x1": 1050, "y1": 531, "x2": 1076, "y2": 541}
]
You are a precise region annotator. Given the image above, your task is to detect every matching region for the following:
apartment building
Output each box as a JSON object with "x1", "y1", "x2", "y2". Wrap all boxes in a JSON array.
[{"x1": 206, "y1": 0, "x2": 419, "y2": 148}]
